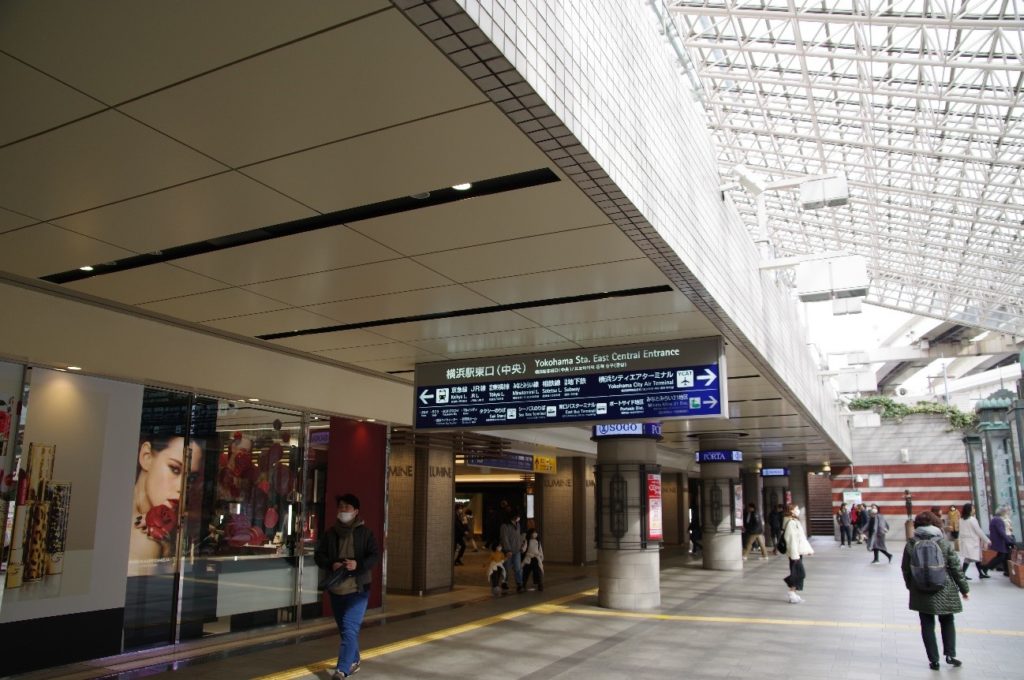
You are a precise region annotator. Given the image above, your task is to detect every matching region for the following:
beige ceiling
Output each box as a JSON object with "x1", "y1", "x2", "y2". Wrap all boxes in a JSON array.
[{"x1": 0, "y1": 2, "x2": 840, "y2": 465}]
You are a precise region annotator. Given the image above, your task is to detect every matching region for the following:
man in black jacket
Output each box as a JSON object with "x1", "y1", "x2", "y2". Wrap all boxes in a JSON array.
[
  {"x1": 743, "y1": 502, "x2": 768, "y2": 559},
  {"x1": 315, "y1": 493, "x2": 379, "y2": 679}
]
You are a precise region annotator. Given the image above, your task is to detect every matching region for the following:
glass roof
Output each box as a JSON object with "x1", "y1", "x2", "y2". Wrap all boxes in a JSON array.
[{"x1": 663, "y1": 0, "x2": 1023, "y2": 334}]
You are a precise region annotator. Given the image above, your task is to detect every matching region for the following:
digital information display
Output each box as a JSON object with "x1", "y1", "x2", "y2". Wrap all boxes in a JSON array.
[
  {"x1": 413, "y1": 338, "x2": 726, "y2": 430},
  {"x1": 761, "y1": 467, "x2": 790, "y2": 477}
]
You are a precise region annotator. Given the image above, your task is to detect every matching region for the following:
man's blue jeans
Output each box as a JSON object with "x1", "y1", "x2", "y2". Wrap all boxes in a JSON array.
[
  {"x1": 504, "y1": 551, "x2": 523, "y2": 586},
  {"x1": 329, "y1": 589, "x2": 370, "y2": 675}
]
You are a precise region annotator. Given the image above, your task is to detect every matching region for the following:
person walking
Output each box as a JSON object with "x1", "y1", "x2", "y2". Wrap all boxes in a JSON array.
[
  {"x1": 837, "y1": 503, "x2": 853, "y2": 547},
  {"x1": 453, "y1": 504, "x2": 469, "y2": 566},
  {"x1": 902, "y1": 511, "x2": 969, "y2": 670},
  {"x1": 982, "y1": 505, "x2": 1014, "y2": 576},
  {"x1": 767, "y1": 504, "x2": 783, "y2": 555},
  {"x1": 958, "y1": 503, "x2": 990, "y2": 580},
  {"x1": 868, "y1": 504, "x2": 893, "y2": 563},
  {"x1": 742, "y1": 502, "x2": 768, "y2": 559},
  {"x1": 521, "y1": 527, "x2": 545, "y2": 591},
  {"x1": 855, "y1": 503, "x2": 870, "y2": 544},
  {"x1": 782, "y1": 504, "x2": 814, "y2": 603},
  {"x1": 314, "y1": 493, "x2": 380, "y2": 679},
  {"x1": 500, "y1": 512, "x2": 525, "y2": 593},
  {"x1": 464, "y1": 508, "x2": 479, "y2": 551},
  {"x1": 947, "y1": 505, "x2": 961, "y2": 546}
]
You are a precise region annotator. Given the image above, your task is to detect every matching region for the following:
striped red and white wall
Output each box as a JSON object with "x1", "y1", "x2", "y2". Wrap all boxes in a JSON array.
[{"x1": 831, "y1": 463, "x2": 972, "y2": 516}]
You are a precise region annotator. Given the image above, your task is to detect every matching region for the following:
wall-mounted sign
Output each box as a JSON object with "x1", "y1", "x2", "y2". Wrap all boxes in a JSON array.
[
  {"x1": 592, "y1": 422, "x2": 662, "y2": 439},
  {"x1": 760, "y1": 467, "x2": 789, "y2": 477},
  {"x1": 695, "y1": 450, "x2": 743, "y2": 463},
  {"x1": 842, "y1": 490, "x2": 863, "y2": 506},
  {"x1": 413, "y1": 337, "x2": 726, "y2": 430},
  {"x1": 532, "y1": 455, "x2": 557, "y2": 474},
  {"x1": 465, "y1": 452, "x2": 534, "y2": 472},
  {"x1": 647, "y1": 473, "x2": 663, "y2": 541}
]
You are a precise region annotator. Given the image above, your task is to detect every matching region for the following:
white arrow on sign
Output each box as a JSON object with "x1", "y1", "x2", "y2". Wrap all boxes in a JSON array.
[
  {"x1": 419, "y1": 389, "x2": 434, "y2": 405},
  {"x1": 703, "y1": 395, "x2": 718, "y2": 409},
  {"x1": 698, "y1": 368, "x2": 717, "y2": 386}
]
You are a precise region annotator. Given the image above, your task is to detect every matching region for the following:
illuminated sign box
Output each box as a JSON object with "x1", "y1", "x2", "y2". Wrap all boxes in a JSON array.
[
  {"x1": 414, "y1": 337, "x2": 727, "y2": 430},
  {"x1": 592, "y1": 423, "x2": 662, "y2": 439},
  {"x1": 695, "y1": 450, "x2": 743, "y2": 463},
  {"x1": 760, "y1": 467, "x2": 790, "y2": 477}
]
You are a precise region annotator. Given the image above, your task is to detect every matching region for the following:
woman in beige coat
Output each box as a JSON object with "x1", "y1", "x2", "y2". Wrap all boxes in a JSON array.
[{"x1": 958, "y1": 503, "x2": 990, "y2": 579}]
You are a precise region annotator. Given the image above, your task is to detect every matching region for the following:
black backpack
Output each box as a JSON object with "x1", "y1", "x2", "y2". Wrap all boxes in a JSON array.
[
  {"x1": 776, "y1": 528, "x2": 787, "y2": 554},
  {"x1": 910, "y1": 536, "x2": 948, "y2": 592}
]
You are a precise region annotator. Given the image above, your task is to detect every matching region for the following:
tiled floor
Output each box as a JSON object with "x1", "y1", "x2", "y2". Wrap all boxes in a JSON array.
[{"x1": 26, "y1": 539, "x2": 1024, "y2": 679}]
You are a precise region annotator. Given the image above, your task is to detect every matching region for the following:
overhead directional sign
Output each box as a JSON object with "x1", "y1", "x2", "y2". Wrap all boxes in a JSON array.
[{"x1": 414, "y1": 337, "x2": 727, "y2": 430}]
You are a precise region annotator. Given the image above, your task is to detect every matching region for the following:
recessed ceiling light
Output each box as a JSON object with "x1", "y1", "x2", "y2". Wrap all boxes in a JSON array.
[
  {"x1": 66, "y1": 366, "x2": 82, "y2": 371},
  {"x1": 366, "y1": 418, "x2": 376, "y2": 423},
  {"x1": 452, "y1": 183, "x2": 472, "y2": 191},
  {"x1": 247, "y1": 398, "x2": 260, "y2": 402},
  {"x1": 410, "y1": 192, "x2": 431, "y2": 200},
  {"x1": 79, "y1": 266, "x2": 94, "y2": 272}
]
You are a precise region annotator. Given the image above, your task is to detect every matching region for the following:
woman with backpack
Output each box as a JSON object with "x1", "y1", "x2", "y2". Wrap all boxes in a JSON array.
[{"x1": 902, "y1": 511, "x2": 969, "y2": 670}]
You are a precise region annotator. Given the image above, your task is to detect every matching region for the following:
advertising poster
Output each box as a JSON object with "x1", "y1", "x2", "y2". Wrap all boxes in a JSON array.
[
  {"x1": 733, "y1": 483, "x2": 744, "y2": 529},
  {"x1": 647, "y1": 473, "x2": 663, "y2": 541}
]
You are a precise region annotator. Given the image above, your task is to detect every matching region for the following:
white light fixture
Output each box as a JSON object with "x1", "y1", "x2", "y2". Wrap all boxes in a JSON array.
[
  {"x1": 247, "y1": 398, "x2": 260, "y2": 403},
  {"x1": 79, "y1": 265, "x2": 94, "y2": 272},
  {"x1": 366, "y1": 418, "x2": 376, "y2": 423},
  {"x1": 452, "y1": 182, "x2": 472, "y2": 191},
  {"x1": 66, "y1": 366, "x2": 82, "y2": 371},
  {"x1": 822, "y1": 460, "x2": 832, "y2": 473}
]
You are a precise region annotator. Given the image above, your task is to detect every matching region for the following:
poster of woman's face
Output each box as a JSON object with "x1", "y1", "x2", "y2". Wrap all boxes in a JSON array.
[{"x1": 128, "y1": 390, "x2": 208, "y2": 570}]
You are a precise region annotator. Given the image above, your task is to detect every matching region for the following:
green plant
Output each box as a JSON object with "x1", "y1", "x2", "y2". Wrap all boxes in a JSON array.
[{"x1": 847, "y1": 396, "x2": 977, "y2": 431}]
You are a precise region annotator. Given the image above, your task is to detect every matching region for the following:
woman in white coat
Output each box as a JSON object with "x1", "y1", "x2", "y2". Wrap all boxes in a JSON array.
[
  {"x1": 958, "y1": 503, "x2": 990, "y2": 579},
  {"x1": 782, "y1": 505, "x2": 814, "y2": 603}
]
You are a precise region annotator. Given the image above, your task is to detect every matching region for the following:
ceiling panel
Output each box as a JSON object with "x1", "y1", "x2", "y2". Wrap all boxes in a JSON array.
[
  {"x1": 0, "y1": 0, "x2": 389, "y2": 104},
  {"x1": 371, "y1": 311, "x2": 541, "y2": 343},
  {"x1": 304, "y1": 285, "x2": 495, "y2": 325},
  {"x1": 177, "y1": 226, "x2": 401, "y2": 286},
  {"x1": 725, "y1": 377, "x2": 784, "y2": 402},
  {"x1": 413, "y1": 224, "x2": 639, "y2": 283},
  {"x1": 65, "y1": 264, "x2": 227, "y2": 305},
  {"x1": 0, "y1": 110, "x2": 225, "y2": 221},
  {"x1": 0, "y1": 224, "x2": 134, "y2": 278},
  {"x1": 244, "y1": 259, "x2": 452, "y2": 308},
  {"x1": 0, "y1": 209, "x2": 37, "y2": 235},
  {"x1": 465, "y1": 258, "x2": 670, "y2": 305},
  {"x1": 354, "y1": 181, "x2": 611, "y2": 256},
  {"x1": 243, "y1": 103, "x2": 551, "y2": 214},
  {"x1": 203, "y1": 308, "x2": 338, "y2": 337},
  {"x1": 548, "y1": 312, "x2": 719, "y2": 345},
  {"x1": 0, "y1": 53, "x2": 104, "y2": 145},
  {"x1": 411, "y1": 328, "x2": 577, "y2": 358},
  {"x1": 269, "y1": 329, "x2": 395, "y2": 353},
  {"x1": 349, "y1": 357, "x2": 422, "y2": 376},
  {"x1": 315, "y1": 342, "x2": 442, "y2": 364},
  {"x1": 516, "y1": 290, "x2": 696, "y2": 325},
  {"x1": 121, "y1": 9, "x2": 485, "y2": 167},
  {"x1": 55, "y1": 171, "x2": 315, "y2": 254},
  {"x1": 140, "y1": 288, "x2": 289, "y2": 322}
]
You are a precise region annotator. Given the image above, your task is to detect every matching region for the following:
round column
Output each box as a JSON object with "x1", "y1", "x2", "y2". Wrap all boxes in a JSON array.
[
  {"x1": 593, "y1": 423, "x2": 662, "y2": 610},
  {"x1": 697, "y1": 434, "x2": 743, "y2": 571}
]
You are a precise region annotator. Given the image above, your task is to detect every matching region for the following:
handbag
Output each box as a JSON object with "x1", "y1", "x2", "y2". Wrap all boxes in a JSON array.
[{"x1": 318, "y1": 567, "x2": 352, "y2": 591}]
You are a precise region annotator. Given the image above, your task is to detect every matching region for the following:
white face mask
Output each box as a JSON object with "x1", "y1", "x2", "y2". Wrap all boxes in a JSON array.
[{"x1": 338, "y1": 511, "x2": 356, "y2": 524}]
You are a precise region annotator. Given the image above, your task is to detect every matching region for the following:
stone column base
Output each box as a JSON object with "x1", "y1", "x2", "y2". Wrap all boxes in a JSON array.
[
  {"x1": 702, "y1": 532, "x2": 743, "y2": 571},
  {"x1": 597, "y1": 549, "x2": 660, "y2": 610}
]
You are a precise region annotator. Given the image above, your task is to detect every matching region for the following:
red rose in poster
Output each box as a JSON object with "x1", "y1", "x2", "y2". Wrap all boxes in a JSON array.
[
  {"x1": 273, "y1": 465, "x2": 294, "y2": 496},
  {"x1": 231, "y1": 449, "x2": 252, "y2": 477},
  {"x1": 264, "y1": 507, "x2": 279, "y2": 530},
  {"x1": 145, "y1": 499, "x2": 179, "y2": 542}
]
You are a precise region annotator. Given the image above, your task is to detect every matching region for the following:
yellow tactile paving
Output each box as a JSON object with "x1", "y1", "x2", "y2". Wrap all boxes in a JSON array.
[{"x1": 254, "y1": 586, "x2": 1023, "y2": 679}]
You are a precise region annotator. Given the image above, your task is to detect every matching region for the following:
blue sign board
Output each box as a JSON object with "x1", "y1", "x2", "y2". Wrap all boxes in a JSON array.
[
  {"x1": 465, "y1": 453, "x2": 534, "y2": 471},
  {"x1": 695, "y1": 449, "x2": 743, "y2": 463},
  {"x1": 414, "y1": 338, "x2": 726, "y2": 430},
  {"x1": 593, "y1": 423, "x2": 662, "y2": 439},
  {"x1": 761, "y1": 467, "x2": 790, "y2": 477}
]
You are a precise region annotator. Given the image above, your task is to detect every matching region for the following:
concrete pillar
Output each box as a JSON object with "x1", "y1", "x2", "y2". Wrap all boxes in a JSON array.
[
  {"x1": 594, "y1": 430, "x2": 661, "y2": 610},
  {"x1": 697, "y1": 434, "x2": 743, "y2": 571}
]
